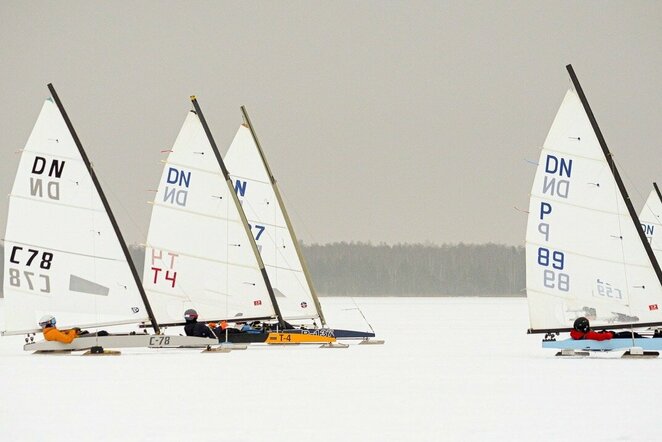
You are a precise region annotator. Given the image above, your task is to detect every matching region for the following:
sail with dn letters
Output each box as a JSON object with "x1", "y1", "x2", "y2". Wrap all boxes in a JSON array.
[
  {"x1": 143, "y1": 110, "x2": 277, "y2": 324},
  {"x1": 2, "y1": 87, "x2": 155, "y2": 336},
  {"x1": 526, "y1": 66, "x2": 662, "y2": 333}
]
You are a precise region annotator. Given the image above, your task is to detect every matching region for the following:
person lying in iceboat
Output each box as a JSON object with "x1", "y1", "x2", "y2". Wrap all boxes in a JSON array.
[
  {"x1": 183, "y1": 309, "x2": 218, "y2": 339},
  {"x1": 236, "y1": 322, "x2": 261, "y2": 334},
  {"x1": 38, "y1": 315, "x2": 109, "y2": 343},
  {"x1": 38, "y1": 315, "x2": 79, "y2": 343},
  {"x1": 570, "y1": 317, "x2": 644, "y2": 340}
]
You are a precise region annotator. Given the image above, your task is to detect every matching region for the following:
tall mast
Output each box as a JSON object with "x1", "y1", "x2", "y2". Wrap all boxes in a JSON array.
[
  {"x1": 240, "y1": 106, "x2": 327, "y2": 326},
  {"x1": 566, "y1": 65, "x2": 662, "y2": 291},
  {"x1": 190, "y1": 97, "x2": 285, "y2": 328},
  {"x1": 655, "y1": 182, "x2": 662, "y2": 204},
  {"x1": 47, "y1": 84, "x2": 160, "y2": 333}
]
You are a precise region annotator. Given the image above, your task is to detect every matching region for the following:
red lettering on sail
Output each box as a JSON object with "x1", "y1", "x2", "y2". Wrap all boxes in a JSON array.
[
  {"x1": 151, "y1": 267, "x2": 161, "y2": 284},
  {"x1": 165, "y1": 270, "x2": 177, "y2": 288}
]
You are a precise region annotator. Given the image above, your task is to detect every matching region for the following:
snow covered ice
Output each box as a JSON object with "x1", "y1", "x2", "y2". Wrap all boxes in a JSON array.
[{"x1": 1, "y1": 297, "x2": 661, "y2": 441}]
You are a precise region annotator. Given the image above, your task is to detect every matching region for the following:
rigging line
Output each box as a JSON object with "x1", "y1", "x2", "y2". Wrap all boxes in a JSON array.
[
  {"x1": 348, "y1": 297, "x2": 375, "y2": 334},
  {"x1": 609, "y1": 153, "x2": 634, "y2": 318},
  {"x1": 277, "y1": 184, "x2": 320, "y2": 247},
  {"x1": 237, "y1": 189, "x2": 312, "y2": 300},
  {"x1": 225, "y1": 183, "x2": 230, "y2": 321},
  {"x1": 96, "y1": 172, "x2": 149, "y2": 244},
  {"x1": 614, "y1": 157, "x2": 656, "y2": 224},
  {"x1": 614, "y1": 156, "x2": 649, "y2": 204},
  {"x1": 88, "y1": 185, "x2": 100, "y2": 342}
]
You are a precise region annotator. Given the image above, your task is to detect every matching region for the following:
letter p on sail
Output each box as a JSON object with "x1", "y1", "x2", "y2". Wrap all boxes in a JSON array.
[{"x1": 538, "y1": 223, "x2": 550, "y2": 242}]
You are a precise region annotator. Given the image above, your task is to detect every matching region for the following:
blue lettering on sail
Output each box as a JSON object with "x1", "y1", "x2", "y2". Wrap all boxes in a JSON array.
[
  {"x1": 164, "y1": 187, "x2": 188, "y2": 206},
  {"x1": 538, "y1": 247, "x2": 569, "y2": 291},
  {"x1": 539, "y1": 202, "x2": 552, "y2": 220},
  {"x1": 537, "y1": 157, "x2": 573, "y2": 292},
  {"x1": 641, "y1": 223, "x2": 654, "y2": 236},
  {"x1": 545, "y1": 155, "x2": 572, "y2": 178},
  {"x1": 234, "y1": 179, "x2": 247, "y2": 197},
  {"x1": 166, "y1": 167, "x2": 191, "y2": 188},
  {"x1": 542, "y1": 176, "x2": 570, "y2": 198}
]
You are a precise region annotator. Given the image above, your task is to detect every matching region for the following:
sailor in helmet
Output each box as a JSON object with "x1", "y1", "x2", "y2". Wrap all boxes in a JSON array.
[
  {"x1": 183, "y1": 309, "x2": 218, "y2": 340},
  {"x1": 570, "y1": 316, "x2": 644, "y2": 341},
  {"x1": 38, "y1": 315, "x2": 81, "y2": 344}
]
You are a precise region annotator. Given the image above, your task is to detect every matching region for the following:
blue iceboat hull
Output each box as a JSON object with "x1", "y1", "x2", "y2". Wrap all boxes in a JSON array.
[
  {"x1": 543, "y1": 338, "x2": 662, "y2": 352},
  {"x1": 332, "y1": 329, "x2": 376, "y2": 339}
]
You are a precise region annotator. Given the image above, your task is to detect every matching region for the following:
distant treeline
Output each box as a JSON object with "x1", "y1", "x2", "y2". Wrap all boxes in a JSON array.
[
  {"x1": 302, "y1": 242, "x2": 525, "y2": 296},
  {"x1": 0, "y1": 242, "x2": 525, "y2": 297}
]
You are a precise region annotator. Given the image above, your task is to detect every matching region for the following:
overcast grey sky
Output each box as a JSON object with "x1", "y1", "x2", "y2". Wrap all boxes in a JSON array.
[{"x1": 1, "y1": 1, "x2": 660, "y2": 246}]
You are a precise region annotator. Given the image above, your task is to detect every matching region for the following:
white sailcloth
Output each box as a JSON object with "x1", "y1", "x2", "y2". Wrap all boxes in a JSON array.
[
  {"x1": 526, "y1": 90, "x2": 662, "y2": 331},
  {"x1": 143, "y1": 112, "x2": 276, "y2": 323},
  {"x1": 225, "y1": 125, "x2": 319, "y2": 322},
  {"x1": 640, "y1": 188, "x2": 662, "y2": 262},
  {"x1": 2, "y1": 98, "x2": 150, "y2": 335}
]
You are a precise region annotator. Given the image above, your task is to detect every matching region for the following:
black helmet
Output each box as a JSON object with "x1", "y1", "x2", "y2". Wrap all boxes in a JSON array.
[
  {"x1": 573, "y1": 316, "x2": 590, "y2": 333},
  {"x1": 184, "y1": 309, "x2": 198, "y2": 321}
]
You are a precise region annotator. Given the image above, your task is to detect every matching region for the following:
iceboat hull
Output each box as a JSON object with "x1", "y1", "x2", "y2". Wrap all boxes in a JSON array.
[
  {"x1": 217, "y1": 331, "x2": 335, "y2": 344},
  {"x1": 283, "y1": 327, "x2": 376, "y2": 340},
  {"x1": 542, "y1": 338, "x2": 662, "y2": 352},
  {"x1": 25, "y1": 334, "x2": 218, "y2": 352},
  {"x1": 331, "y1": 329, "x2": 376, "y2": 339}
]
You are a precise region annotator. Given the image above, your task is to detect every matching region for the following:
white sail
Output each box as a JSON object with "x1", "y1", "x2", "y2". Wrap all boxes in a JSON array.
[
  {"x1": 640, "y1": 188, "x2": 662, "y2": 262},
  {"x1": 143, "y1": 112, "x2": 276, "y2": 323},
  {"x1": 225, "y1": 125, "x2": 319, "y2": 322},
  {"x1": 2, "y1": 98, "x2": 150, "y2": 335},
  {"x1": 526, "y1": 89, "x2": 662, "y2": 331}
]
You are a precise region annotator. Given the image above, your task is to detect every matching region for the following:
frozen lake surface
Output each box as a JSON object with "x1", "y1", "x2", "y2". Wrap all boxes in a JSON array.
[{"x1": 1, "y1": 297, "x2": 660, "y2": 441}]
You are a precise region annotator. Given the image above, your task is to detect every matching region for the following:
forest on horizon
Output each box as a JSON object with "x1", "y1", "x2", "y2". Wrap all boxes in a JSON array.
[{"x1": 302, "y1": 242, "x2": 524, "y2": 296}]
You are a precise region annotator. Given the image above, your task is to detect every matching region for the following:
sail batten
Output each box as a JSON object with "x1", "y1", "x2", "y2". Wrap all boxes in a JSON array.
[
  {"x1": 10, "y1": 192, "x2": 109, "y2": 213},
  {"x1": 145, "y1": 243, "x2": 262, "y2": 269}
]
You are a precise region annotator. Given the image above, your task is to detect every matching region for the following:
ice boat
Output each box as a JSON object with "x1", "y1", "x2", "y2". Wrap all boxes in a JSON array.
[
  {"x1": 525, "y1": 66, "x2": 662, "y2": 356},
  {"x1": 141, "y1": 97, "x2": 334, "y2": 345},
  {"x1": 224, "y1": 107, "x2": 382, "y2": 344},
  {"x1": 1, "y1": 85, "x2": 217, "y2": 353}
]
